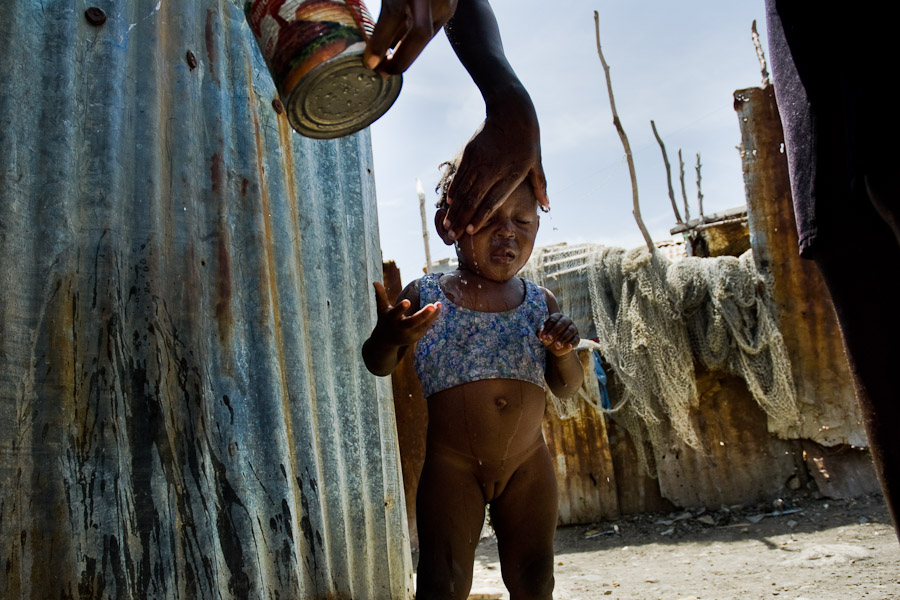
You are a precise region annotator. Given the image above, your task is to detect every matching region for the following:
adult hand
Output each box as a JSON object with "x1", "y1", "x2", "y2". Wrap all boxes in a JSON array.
[
  {"x1": 363, "y1": 0, "x2": 458, "y2": 74},
  {"x1": 442, "y1": 98, "x2": 549, "y2": 242}
]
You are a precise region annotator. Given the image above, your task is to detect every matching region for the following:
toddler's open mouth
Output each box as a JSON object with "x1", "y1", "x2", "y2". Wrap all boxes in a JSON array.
[{"x1": 490, "y1": 247, "x2": 517, "y2": 263}]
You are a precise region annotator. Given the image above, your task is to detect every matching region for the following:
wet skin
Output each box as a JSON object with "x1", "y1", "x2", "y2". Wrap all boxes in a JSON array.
[
  {"x1": 362, "y1": 183, "x2": 582, "y2": 600},
  {"x1": 429, "y1": 184, "x2": 547, "y2": 462},
  {"x1": 420, "y1": 187, "x2": 580, "y2": 600},
  {"x1": 426, "y1": 378, "x2": 546, "y2": 463}
]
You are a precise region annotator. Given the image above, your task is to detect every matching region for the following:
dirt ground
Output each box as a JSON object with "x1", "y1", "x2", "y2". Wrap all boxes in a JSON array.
[{"x1": 464, "y1": 494, "x2": 899, "y2": 600}]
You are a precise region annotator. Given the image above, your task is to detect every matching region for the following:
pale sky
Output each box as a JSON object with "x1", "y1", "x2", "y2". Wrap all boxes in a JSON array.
[{"x1": 370, "y1": 1, "x2": 770, "y2": 283}]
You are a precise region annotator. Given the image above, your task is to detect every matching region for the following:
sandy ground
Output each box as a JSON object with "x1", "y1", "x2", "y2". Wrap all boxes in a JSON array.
[{"x1": 463, "y1": 494, "x2": 899, "y2": 600}]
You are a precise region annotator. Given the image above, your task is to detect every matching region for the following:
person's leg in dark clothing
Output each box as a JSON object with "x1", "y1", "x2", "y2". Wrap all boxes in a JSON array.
[{"x1": 814, "y1": 187, "x2": 900, "y2": 541}]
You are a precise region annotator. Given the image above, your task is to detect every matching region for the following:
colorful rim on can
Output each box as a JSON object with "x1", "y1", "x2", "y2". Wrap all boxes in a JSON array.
[{"x1": 245, "y1": 0, "x2": 402, "y2": 138}]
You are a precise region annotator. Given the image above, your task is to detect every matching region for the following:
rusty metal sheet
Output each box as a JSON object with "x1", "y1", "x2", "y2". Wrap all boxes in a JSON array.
[
  {"x1": 654, "y1": 369, "x2": 802, "y2": 508},
  {"x1": 734, "y1": 86, "x2": 864, "y2": 448},
  {"x1": 0, "y1": 1, "x2": 411, "y2": 598},
  {"x1": 543, "y1": 403, "x2": 619, "y2": 525},
  {"x1": 800, "y1": 440, "x2": 881, "y2": 500},
  {"x1": 382, "y1": 261, "x2": 428, "y2": 551},
  {"x1": 604, "y1": 417, "x2": 674, "y2": 517}
]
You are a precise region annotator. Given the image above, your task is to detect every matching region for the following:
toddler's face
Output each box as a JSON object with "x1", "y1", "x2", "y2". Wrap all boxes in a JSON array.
[{"x1": 455, "y1": 183, "x2": 539, "y2": 282}]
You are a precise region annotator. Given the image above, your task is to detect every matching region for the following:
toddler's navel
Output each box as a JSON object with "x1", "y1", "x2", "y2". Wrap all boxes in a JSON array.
[{"x1": 494, "y1": 397, "x2": 508, "y2": 409}]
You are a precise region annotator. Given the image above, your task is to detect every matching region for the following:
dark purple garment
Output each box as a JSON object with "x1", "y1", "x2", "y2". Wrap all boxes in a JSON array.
[
  {"x1": 765, "y1": 1, "x2": 899, "y2": 258},
  {"x1": 766, "y1": 0, "x2": 900, "y2": 542}
]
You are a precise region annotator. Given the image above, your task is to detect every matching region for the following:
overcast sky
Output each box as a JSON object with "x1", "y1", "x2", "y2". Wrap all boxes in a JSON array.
[{"x1": 369, "y1": 1, "x2": 770, "y2": 283}]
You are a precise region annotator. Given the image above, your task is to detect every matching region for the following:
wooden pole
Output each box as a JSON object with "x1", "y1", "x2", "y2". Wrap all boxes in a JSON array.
[
  {"x1": 594, "y1": 11, "x2": 654, "y2": 252},
  {"x1": 417, "y1": 178, "x2": 432, "y2": 273},
  {"x1": 695, "y1": 152, "x2": 705, "y2": 220},
  {"x1": 678, "y1": 149, "x2": 691, "y2": 222},
  {"x1": 751, "y1": 20, "x2": 771, "y2": 87},
  {"x1": 651, "y1": 120, "x2": 684, "y2": 225}
]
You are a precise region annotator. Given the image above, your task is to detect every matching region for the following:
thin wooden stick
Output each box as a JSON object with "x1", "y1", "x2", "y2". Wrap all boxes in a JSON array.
[
  {"x1": 678, "y1": 149, "x2": 691, "y2": 223},
  {"x1": 594, "y1": 11, "x2": 654, "y2": 252},
  {"x1": 751, "y1": 20, "x2": 770, "y2": 87},
  {"x1": 651, "y1": 120, "x2": 683, "y2": 225},
  {"x1": 695, "y1": 152, "x2": 705, "y2": 220}
]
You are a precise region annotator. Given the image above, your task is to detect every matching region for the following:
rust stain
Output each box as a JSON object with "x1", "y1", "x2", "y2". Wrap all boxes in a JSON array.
[
  {"x1": 215, "y1": 220, "x2": 233, "y2": 343},
  {"x1": 210, "y1": 151, "x2": 223, "y2": 195},
  {"x1": 183, "y1": 241, "x2": 201, "y2": 309},
  {"x1": 210, "y1": 150, "x2": 233, "y2": 347},
  {"x1": 205, "y1": 9, "x2": 220, "y2": 85},
  {"x1": 46, "y1": 276, "x2": 78, "y2": 400},
  {"x1": 275, "y1": 107, "x2": 297, "y2": 217}
]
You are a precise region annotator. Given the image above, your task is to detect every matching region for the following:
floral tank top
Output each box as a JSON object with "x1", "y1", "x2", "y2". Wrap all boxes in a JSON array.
[{"x1": 413, "y1": 273, "x2": 548, "y2": 397}]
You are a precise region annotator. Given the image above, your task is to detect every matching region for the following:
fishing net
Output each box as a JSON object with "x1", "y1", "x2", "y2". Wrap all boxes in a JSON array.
[
  {"x1": 544, "y1": 340, "x2": 605, "y2": 420},
  {"x1": 524, "y1": 243, "x2": 799, "y2": 475}
]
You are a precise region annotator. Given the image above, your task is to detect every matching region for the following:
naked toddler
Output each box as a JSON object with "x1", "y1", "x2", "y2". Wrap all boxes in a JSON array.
[{"x1": 362, "y1": 163, "x2": 583, "y2": 600}]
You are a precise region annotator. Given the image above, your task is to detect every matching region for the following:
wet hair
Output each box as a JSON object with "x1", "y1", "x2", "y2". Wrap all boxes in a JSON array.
[
  {"x1": 434, "y1": 153, "x2": 462, "y2": 210},
  {"x1": 434, "y1": 152, "x2": 547, "y2": 214}
]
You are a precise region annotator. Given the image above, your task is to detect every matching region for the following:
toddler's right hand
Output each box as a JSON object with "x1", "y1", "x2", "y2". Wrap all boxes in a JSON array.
[
  {"x1": 538, "y1": 312, "x2": 579, "y2": 357},
  {"x1": 371, "y1": 281, "x2": 441, "y2": 347}
]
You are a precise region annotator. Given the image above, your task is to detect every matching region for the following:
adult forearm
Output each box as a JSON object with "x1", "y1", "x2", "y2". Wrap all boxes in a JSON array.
[{"x1": 444, "y1": 0, "x2": 533, "y2": 114}]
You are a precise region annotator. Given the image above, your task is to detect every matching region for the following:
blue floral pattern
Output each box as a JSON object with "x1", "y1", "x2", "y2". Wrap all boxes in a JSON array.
[{"x1": 414, "y1": 273, "x2": 549, "y2": 397}]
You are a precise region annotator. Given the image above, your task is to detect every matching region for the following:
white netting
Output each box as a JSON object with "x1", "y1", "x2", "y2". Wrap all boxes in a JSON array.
[
  {"x1": 524, "y1": 243, "x2": 799, "y2": 475},
  {"x1": 544, "y1": 340, "x2": 605, "y2": 420}
]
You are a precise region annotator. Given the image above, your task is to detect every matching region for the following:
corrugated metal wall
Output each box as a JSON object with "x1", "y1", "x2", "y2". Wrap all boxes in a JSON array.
[
  {"x1": 0, "y1": 1, "x2": 412, "y2": 598},
  {"x1": 735, "y1": 85, "x2": 864, "y2": 448}
]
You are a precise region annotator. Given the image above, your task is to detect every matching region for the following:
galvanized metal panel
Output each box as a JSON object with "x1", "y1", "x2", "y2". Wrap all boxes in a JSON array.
[
  {"x1": 0, "y1": 1, "x2": 412, "y2": 598},
  {"x1": 734, "y1": 86, "x2": 864, "y2": 448}
]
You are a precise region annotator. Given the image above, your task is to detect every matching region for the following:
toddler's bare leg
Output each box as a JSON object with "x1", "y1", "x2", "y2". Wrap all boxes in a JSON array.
[
  {"x1": 415, "y1": 449, "x2": 487, "y2": 600},
  {"x1": 490, "y1": 442, "x2": 558, "y2": 600}
]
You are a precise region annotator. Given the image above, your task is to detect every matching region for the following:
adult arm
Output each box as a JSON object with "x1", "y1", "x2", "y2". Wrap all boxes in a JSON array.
[
  {"x1": 442, "y1": 0, "x2": 548, "y2": 241},
  {"x1": 363, "y1": 0, "x2": 458, "y2": 73}
]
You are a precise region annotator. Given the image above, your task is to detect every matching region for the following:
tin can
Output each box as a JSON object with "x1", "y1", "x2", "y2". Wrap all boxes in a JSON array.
[{"x1": 245, "y1": 0, "x2": 402, "y2": 139}]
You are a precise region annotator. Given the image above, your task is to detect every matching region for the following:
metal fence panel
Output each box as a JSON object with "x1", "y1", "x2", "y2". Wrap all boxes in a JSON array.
[{"x1": 0, "y1": 1, "x2": 412, "y2": 598}]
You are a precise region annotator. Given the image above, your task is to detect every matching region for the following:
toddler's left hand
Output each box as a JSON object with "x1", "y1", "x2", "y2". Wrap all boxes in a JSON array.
[{"x1": 538, "y1": 313, "x2": 579, "y2": 357}]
